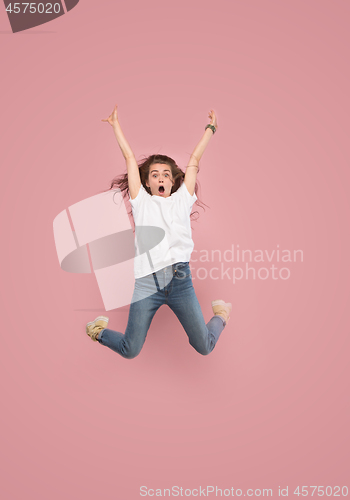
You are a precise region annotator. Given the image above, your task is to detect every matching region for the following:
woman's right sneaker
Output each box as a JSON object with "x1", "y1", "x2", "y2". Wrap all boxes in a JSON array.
[
  {"x1": 86, "y1": 316, "x2": 109, "y2": 342},
  {"x1": 211, "y1": 300, "x2": 232, "y2": 325}
]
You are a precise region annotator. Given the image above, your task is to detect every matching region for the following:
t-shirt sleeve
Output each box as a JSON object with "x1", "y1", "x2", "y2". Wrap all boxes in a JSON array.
[
  {"x1": 129, "y1": 184, "x2": 149, "y2": 214},
  {"x1": 177, "y1": 181, "x2": 197, "y2": 210}
]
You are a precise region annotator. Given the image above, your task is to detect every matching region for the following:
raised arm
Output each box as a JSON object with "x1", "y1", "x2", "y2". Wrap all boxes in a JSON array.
[
  {"x1": 184, "y1": 110, "x2": 218, "y2": 196},
  {"x1": 102, "y1": 105, "x2": 141, "y2": 200}
]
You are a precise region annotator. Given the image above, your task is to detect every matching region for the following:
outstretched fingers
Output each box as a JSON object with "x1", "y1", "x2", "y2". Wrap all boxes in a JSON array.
[
  {"x1": 102, "y1": 104, "x2": 118, "y2": 124},
  {"x1": 208, "y1": 109, "x2": 218, "y2": 129}
]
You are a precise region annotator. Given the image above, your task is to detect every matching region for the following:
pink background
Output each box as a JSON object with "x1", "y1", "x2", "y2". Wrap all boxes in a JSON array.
[{"x1": 0, "y1": 1, "x2": 349, "y2": 498}]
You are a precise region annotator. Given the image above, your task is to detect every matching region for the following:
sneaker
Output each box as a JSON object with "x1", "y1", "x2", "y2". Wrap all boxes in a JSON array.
[
  {"x1": 86, "y1": 316, "x2": 109, "y2": 342},
  {"x1": 211, "y1": 300, "x2": 232, "y2": 325}
]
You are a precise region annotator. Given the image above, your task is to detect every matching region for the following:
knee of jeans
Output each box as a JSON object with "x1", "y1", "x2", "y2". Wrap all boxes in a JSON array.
[
  {"x1": 197, "y1": 347, "x2": 212, "y2": 356},
  {"x1": 190, "y1": 341, "x2": 213, "y2": 356},
  {"x1": 124, "y1": 351, "x2": 140, "y2": 360},
  {"x1": 122, "y1": 344, "x2": 142, "y2": 360}
]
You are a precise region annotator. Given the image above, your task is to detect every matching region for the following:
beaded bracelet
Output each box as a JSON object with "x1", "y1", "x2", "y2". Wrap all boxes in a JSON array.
[{"x1": 205, "y1": 124, "x2": 216, "y2": 134}]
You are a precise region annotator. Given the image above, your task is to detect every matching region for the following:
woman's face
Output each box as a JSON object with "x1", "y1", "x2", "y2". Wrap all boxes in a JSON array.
[{"x1": 146, "y1": 163, "x2": 174, "y2": 198}]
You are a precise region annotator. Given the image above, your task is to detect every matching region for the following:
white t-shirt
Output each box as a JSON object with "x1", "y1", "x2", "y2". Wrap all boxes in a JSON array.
[{"x1": 129, "y1": 182, "x2": 197, "y2": 278}]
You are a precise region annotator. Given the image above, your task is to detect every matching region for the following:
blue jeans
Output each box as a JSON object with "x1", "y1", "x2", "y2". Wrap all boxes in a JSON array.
[{"x1": 97, "y1": 262, "x2": 225, "y2": 359}]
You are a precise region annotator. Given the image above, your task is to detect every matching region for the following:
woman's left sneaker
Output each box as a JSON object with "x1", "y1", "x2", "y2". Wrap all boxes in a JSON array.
[
  {"x1": 86, "y1": 316, "x2": 109, "y2": 342},
  {"x1": 211, "y1": 300, "x2": 232, "y2": 325}
]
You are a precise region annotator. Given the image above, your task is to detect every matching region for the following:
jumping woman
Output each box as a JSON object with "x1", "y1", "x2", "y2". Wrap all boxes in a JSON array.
[{"x1": 85, "y1": 104, "x2": 232, "y2": 358}]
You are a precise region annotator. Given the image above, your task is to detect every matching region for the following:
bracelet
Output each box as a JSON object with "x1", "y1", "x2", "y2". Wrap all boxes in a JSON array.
[{"x1": 205, "y1": 124, "x2": 216, "y2": 134}]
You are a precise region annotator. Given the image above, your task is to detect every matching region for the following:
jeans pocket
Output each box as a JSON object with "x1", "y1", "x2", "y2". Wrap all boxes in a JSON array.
[{"x1": 174, "y1": 262, "x2": 191, "y2": 279}]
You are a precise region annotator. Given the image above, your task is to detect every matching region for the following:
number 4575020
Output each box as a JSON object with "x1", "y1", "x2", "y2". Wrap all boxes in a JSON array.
[{"x1": 6, "y1": 3, "x2": 62, "y2": 14}]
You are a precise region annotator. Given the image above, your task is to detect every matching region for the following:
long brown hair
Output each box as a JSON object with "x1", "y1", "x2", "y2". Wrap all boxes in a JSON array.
[{"x1": 103, "y1": 154, "x2": 207, "y2": 221}]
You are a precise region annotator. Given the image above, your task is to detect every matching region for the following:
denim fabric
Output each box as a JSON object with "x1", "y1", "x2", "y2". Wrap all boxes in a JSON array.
[{"x1": 97, "y1": 262, "x2": 225, "y2": 359}]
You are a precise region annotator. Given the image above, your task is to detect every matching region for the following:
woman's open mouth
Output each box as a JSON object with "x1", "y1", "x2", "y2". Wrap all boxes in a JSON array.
[{"x1": 158, "y1": 186, "x2": 165, "y2": 194}]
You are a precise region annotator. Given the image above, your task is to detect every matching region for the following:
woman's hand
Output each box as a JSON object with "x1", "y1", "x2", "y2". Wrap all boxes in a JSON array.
[
  {"x1": 208, "y1": 109, "x2": 218, "y2": 130},
  {"x1": 102, "y1": 104, "x2": 119, "y2": 126}
]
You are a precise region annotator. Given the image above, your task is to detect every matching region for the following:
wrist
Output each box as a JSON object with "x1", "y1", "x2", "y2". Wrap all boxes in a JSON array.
[{"x1": 205, "y1": 124, "x2": 216, "y2": 134}]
